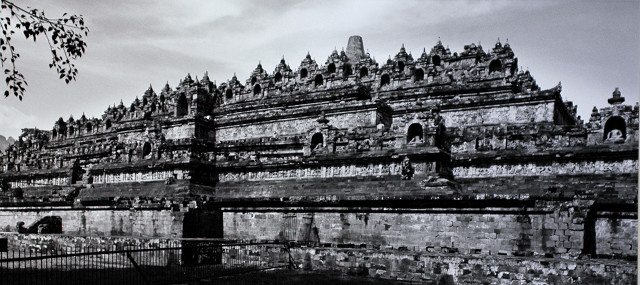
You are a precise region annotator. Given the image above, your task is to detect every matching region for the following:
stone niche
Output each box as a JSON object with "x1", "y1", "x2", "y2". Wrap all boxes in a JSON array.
[{"x1": 586, "y1": 88, "x2": 638, "y2": 146}]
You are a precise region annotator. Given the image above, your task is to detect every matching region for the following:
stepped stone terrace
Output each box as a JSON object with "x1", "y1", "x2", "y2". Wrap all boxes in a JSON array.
[{"x1": 0, "y1": 35, "x2": 637, "y2": 284}]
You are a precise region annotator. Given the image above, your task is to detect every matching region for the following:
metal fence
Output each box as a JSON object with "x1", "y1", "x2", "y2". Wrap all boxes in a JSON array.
[{"x1": 0, "y1": 240, "x2": 292, "y2": 285}]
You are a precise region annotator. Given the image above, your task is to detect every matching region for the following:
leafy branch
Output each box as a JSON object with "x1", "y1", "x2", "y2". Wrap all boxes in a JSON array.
[{"x1": 0, "y1": 0, "x2": 89, "y2": 100}]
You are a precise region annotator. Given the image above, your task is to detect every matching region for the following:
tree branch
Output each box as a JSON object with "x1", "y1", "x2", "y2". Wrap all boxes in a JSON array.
[{"x1": 0, "y1": 0, "x2": 88, "y2": 99}]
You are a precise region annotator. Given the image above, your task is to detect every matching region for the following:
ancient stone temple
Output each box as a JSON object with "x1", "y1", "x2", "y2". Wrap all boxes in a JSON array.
[{"x1": 0, "y1": 36, "x2": 637, "y2": 283}]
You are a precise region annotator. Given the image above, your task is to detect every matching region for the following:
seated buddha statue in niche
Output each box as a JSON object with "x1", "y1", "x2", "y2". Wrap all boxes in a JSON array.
[{"x1": 605, "y1": 129, "x2": 625, "y2": 143}]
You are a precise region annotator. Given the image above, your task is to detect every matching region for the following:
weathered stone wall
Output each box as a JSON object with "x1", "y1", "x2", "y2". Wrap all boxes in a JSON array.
[
  {"x1": 8, "y1": 176, "x2": 70, "y2": 188},
  {"x1": 92, "y1": 169, "x2": 190, "y2": 184},
  {"x1": 162, "y1": 124, "x2": 195, "y2": 140},
  {"x1": 441, "y1": 102, "x2": 555, "y2": 126},
  {"x1": 216, "y1": 111, "x2": 375, "y2": 142},
  {"x1": 0, "y1": 208, "x2": 184, "y2": 237},
  {"x1": 217, "y1": 161, "x2": 432, "y2": 183},
  {"x1": 456, "y1": 174, "x2": 638, "y2": 200},
  {"x1": 223, "y1": 208, "x2": 597, "y2": 258},
  {"x1": 452, "y1": 159, "x2": 638, "y2": 178},
  {"x1": 596, "y1": 217, "x2": 637, "y2": 257},
  {"x1": 448, "y1": 124, "x2": 589, "y2": 154}
]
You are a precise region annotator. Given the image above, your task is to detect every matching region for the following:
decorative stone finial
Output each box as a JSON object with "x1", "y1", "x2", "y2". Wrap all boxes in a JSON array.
[
  {"x1": 346, "y1": 35, "x2": 365, "y2": 62},
  {"x1": 162, "y1": 82, "x2": 171, "y2": 94},
  {"x1": 551, "y1": 81, "x2": 562, "y2": 93},
  {"x1": 419, "y1": 48, "x2": 428, "y2": 61},
  {"x1": 330, "y1": 48, "x2": 339, "y2": 59},
  {"x1": 143, "y1": 84, "x2": 154, "y2": 98},
  {"x1": 608, "y1": 87, "x2": 625, "y2": 105}
]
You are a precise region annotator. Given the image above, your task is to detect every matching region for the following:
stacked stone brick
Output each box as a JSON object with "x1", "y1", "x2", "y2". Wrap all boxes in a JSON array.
[{"x1": 0, "y1": 35, "x2": 636, "y2": 283}]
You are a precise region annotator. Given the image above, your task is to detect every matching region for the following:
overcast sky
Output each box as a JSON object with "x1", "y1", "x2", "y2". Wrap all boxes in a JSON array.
[{"x1": 0, "y1": 0, "x2": 638, "y2": 138}]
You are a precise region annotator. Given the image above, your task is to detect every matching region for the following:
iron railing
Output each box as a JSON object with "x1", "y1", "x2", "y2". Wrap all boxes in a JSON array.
[{"x1": 0, "y1": 240, "x2": 291, "y2": 285}]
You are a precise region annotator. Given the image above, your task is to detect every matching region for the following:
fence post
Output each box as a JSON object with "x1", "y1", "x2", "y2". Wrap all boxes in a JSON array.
[{"x1": 126, "y1": 252, "x2": 151, "y2": 285}]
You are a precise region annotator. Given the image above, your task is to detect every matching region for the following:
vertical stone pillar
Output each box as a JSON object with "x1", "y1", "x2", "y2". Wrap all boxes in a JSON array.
[
  {"x1": 182, "y1": 205, "x2": 223, "y2": 265},
  {"x1": 182, "y1": 206, "x2": 223, "y2": 238}
]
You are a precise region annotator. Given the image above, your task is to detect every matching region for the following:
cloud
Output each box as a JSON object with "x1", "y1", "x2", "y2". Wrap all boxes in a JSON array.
[
  {"x1": 0, "y1": 105, "x2": 39, "y2": 137},
  {"x1": 0, "y1": 0, "x2": 637, "y2": 134}
]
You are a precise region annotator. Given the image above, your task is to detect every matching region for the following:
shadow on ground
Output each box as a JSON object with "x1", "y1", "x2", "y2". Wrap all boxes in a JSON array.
[{"x1": 185, "y1": 269, "x2": 426, "y2": 285}]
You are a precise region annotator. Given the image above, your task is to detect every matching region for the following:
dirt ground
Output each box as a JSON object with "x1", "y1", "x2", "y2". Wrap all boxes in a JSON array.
[{"x1": 183, "y1": 269, "x2": 422, "y2": 285}]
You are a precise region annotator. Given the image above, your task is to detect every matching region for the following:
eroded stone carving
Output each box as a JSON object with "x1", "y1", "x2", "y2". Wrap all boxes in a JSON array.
[{"x1": 401, "y1": 157, "x2": 414, "y2": 180}]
